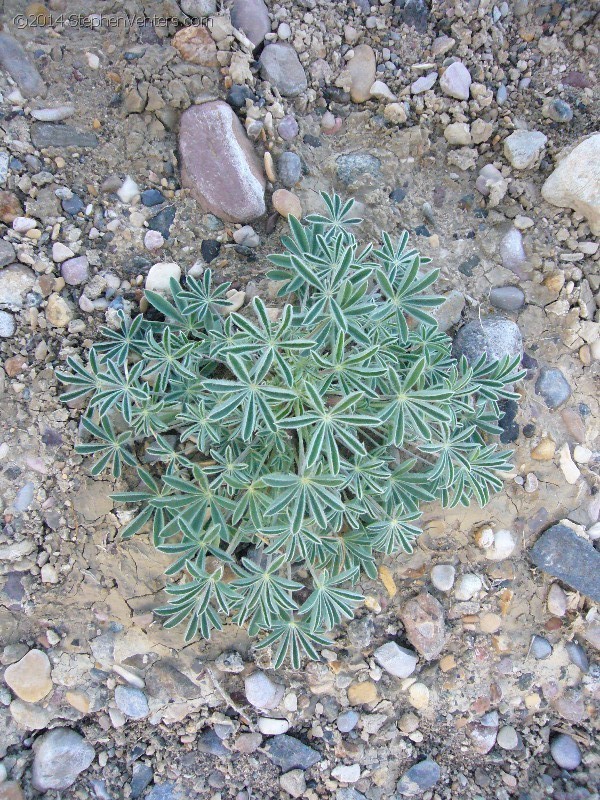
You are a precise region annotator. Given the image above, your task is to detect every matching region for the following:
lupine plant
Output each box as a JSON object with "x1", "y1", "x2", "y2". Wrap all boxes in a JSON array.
[{"x1": 57, "y1": 193, "x2": 524, "y2": 668}]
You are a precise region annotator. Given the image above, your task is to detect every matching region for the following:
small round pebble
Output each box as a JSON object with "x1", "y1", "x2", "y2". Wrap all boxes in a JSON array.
[
  {"x1": 550, "y1": 733, "x2": 581, "y2": 770},
  {"x1": 337, "y1": 710, "x2": 359, "y2": 733},
  {"x1": 277, "y1": 152, "x2": 302, "y2": 188},
  {"x1": 141, "y1": 189, "x2": 165, "y2": 207},
  {"x1": 61, "y1": 257, "x2": 89, "y2": 286},
  {"x1": 454, "y1": 573, "x2": 482, "y2": 601},
  {"x1": 144, "y1": 230, "x2": 164, "y2": 251},
  {"x1": 497, "y1": 725, "x2": 519, "y2": 750},
  {"x1": 431, "y1": 564, "x2": 455, "y2": 592},
  {"x1": 278, "y1": 115, "x2": 299, "y2": 141},
  {"x1": 531, "y1": 635, "x2": 552, "y2": 660},
  {"x1": 272, "y1": 189, "x2": 302, "y2": 219},
  {"x1": 114, "y1": 685, "x2": 149, "y2": 719}
]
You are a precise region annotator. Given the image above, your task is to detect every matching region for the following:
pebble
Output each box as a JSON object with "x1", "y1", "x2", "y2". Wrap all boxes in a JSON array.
[
  {"x1": 347, "y1": 45, "x2": 376, "y2": 103},
  {"x1": 369, "y1": 80, "x2": 396, "y2": 102},
  {"x1": 476, "y1": 164, "x2": 508, "y2": 206},
  {"x1": 61, "y1": 195, "x2": 84, "y2": 216},
  {"x1": 13, "y1": 481, "x2": 34, "y2": 512},
  {"x1": 141, "y1": 189, "x2": 165, "y2": 207},
  {"x1": 374, "y1": 642, "x2": 418, "y2": 678},
  {"x1": 145, "y1": 230, "x2": 164, "y2": 251},
  {"x1": 114, "y1": 685, "x2": 149, "y2": 719},
  {"x1": 0, "y1": 32, "x2": 46, "y2": 98},
  {"x1": 565, "y1": 641, "x2": 589, "y2": 672},
  {"x1": 400, "y1": 593, "x2": 446, "y2": 660},
  {"x1": 454, "y1": 573, "x2": 482, "y2": 601},
  {"x1": 277, "y1": 152, "x2": 302, "y2": 188},
  {"x1": 172, "y1": 25, "x2": 218, "y2": 67},
  {"x1": 230, "y1": 0, "x2": 271, "y2": 47},
  {"x1": 384, "y1": 103, "x2": 407, "y2": 124},
  {"x1": 52, "y1": 242, "x2": 75, "y2": 263},
  {"x1": 503, "y1": 130, "x2": 547, "y2": 170},
  {"x1": 411, "y1": 72, "x2": 438, "y2": 94},
  {"x1": 347, "y1": 681, "x2": 378, "y2": 705},
  {"x1": 332, "y1": 764, "x2": 360, "y2": 783},
  {"x1": 483, "y1": 529, "x2": 516, "y2": 561},
  {"x1": 180, "y1": 102, "x2": 265, "y2": 223},
  {"x1": 4, "y1": 649, "x2": 52, "y2": 703},
  {"x1": 245, "y1": 671, "x2": 285, "y2": 710},
  {"x1": 444, "y1": 122, "x2": 471, "y2": 146},
  {"x1": 499, "y1": 228, "x2": 527, "y2": 273},
  {"x1": 541, "y1": 133, "x2": 600, "y2": 235},
  {"x1": 408, "y1": 682, "x2": 430, "y2": 710},
  {"x1": 0, "y1": 311, "x2": 15, "y2": 338},
  {"x1": 61, "y1": 256, "x2": 89, "y2": 286},
  {"x1": 12, "y1": 217, "x2": 36, "y2": 234},
  {"x1": 117, "y1": 177, "x2": 140, "y2": 203},
  {"x1": 131, "y1": 763, "x2": 153, "y2": 799},
  {"x1": 396, "y1": 758, "x2": 441, "y2": 796},
  {"x1": 496, "y1": 725, "x2": 519, "y2": 750},
  {"x1": 147, "y1": 206, "x2": 176, "y2": 239},
  {"x1": 530, "y1": 524, "x2": 600, "y2": 603},
  {"x1": 559, "y1": 444, "x2": 580, "y2": 485},
  {"x1": 264, "y1": 735, "x2": 320, "y2": 772},
  {"x1": 279, "y1": 769, "x2": 306, "y2": 799},
  {"x1": 531, "y1": 438, "x2": 555, "y2": 460},
  {"x1": 257, "y1": 717, "x2": 290, "y2": 735},
  {"x1": 201, "y1": 239, "x2": 221, "y2": 263},
  {"x1": 272, "y1": 189, "x2": 302, "y2": 219},
  {"x1": 542, "y1": 98, "x2": 573, "y2": 123},
  {"x1": 0, "y1": 265, "x2": 35, "y2": 310},
  {"x1": 31, "y1": 728, "x2": 95, "y2": 791},
  {"x1": 547, "y1": 583, "x2": 567, "y2": 616},
  {"x1": 431, "y1": 564, "x2": 455, "y2": 592},
  {"x1": 31, "y1": 105, "x2": 75, "y2": 122},
  {"x1": 531, "y1": 635, "x2": 552, "y2": 660},
  {"x1": 278, "y1": 115, "x2": 299, "y2": 141},
  {"x1": 573, "y1": 445, "x2": 592, "y2": 464},
  {"x1": 10, "y1": 699, "x2": 52, "y2": 730},
  {"x1": 431, "y1": 290, "x2": 465, "y2": 332},
  {"x1": 489, "y1": 286, "x2": 525, "y2": 312},
  {"x1": 452, "y1": 317, "x2": 522, "y2": 366},
  {"x1": 0, "y1": 240, "x2": 15, "y2": 268},
  {"x1": 535, "y1": 367, "x2": 571, "y2": 409},
  {"x1": 259, "y1": 43, "x2": 307, "y2": 97},
  {"x1": 30, "y1": 123, "x2": 98, "y2": 150},
  {"x1": 439, "y1": 61, "x2": 471, "y2": 100},
  {"x1": 550, "y1": 733, "x2": 581, "y2": 770},
  {"x1": 336, "y1": 153, "x2": 381, "y2": 185},
  {"x1": 233, "y1": 225, "x2": 260, "y2": 247},
  {"x1": 468, "y1": 722, "x2": 497, "y2": 754},
  {"x1": 145, "y1": 262, "x2": 181, "y2": 293},
  {"x1": 45, "y1": 293, "x2": 73, "y2": 327},
  {"x1": 337, "y1": 710, "x2": 360, "y2": 733}
]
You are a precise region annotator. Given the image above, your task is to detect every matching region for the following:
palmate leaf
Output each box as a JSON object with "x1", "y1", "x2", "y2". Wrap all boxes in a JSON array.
[{"x1": 62, "y1": 191, "x2": 524, "y2": 669}]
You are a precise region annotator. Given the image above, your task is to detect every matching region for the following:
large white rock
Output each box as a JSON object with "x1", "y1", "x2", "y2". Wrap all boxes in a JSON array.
[
  {"x1": 145, "y1": 262, "x2": 181, "y2": 293},
  {"x1": 541, "y1": 133, "x2": 600, "y2": 235}
]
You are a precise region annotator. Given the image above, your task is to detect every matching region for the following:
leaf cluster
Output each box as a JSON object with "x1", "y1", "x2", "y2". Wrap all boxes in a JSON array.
[{"x1": 57, "y1": 193, "x2": 524, "y2": 668}]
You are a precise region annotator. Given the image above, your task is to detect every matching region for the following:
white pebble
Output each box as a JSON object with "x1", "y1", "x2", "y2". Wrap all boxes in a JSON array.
[
  {"x1": 484, "y1": 529, "x2": 516, "y2": 561},
  {"x1": 117, "y1": 176, "x2": 140, "y2": 204},
  {"x1": 573, "y1": 445, "x2": 592, "y2": 464},
  {"x1": 145, "y1": 262, "x2": 181, "y2": 293},
  {"x1": 144, "y1": 230, "x2": 164, "y2": 251},
  {"x1": 431, "y1": 564, "x2": 455, "y2": 592},
  {"x1": 52, "y1": 242, "x2": 75, "y2": 263},
  {"x1": 12, "y1": 216, "x2": 36, "y2": 233},
  {"x1": 86, "y1": 52, "x2": 100, "y2": 69},
  {"x1": 454, "y1": 573, "x2": 482, "y2": 601},
  {"x1": 559, "y1": 444, "x2": 580, "y2": 484},
  {"x1": 257, "y1": 717, "x2": 289, "y2": 735},
  {"x1": 30, "y1": 105, "x2": 75, "y2": 122},
  {"x1": 331, "y1": 764, "x2": 361, "y2": 783}
]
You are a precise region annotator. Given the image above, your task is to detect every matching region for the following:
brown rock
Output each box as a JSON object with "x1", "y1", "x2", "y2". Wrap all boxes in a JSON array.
[
  {"x1": 347, "y1": 681, "x2": 378, "y2": 705},
  {"x1": 0, "y1": 191, "x2": 23, "y2": 224},
  {"x1": 172, "y1": 26, "x2": 219, "y2": 66},
  {"x1": 531, "y1": 438, "x2": 555, "y2": 460},
  {"x1": 5, "y1": 356, "x2": 27, "y2": 377},
  {"x1": 272, "y1": 189, "x2": 302, "y2": 219},
  {"x1": 4, "y1": 649, "x2": 53, "y2": 703},
  {"x1": 179, "y1": 101, "x2": 266, "y2": 223},
  {"x1": 347, "y1": 45, "x2": 376, "y2": 103},
  {"x1": 400, "y1": 593, "x2": 447, "y2": 660}
]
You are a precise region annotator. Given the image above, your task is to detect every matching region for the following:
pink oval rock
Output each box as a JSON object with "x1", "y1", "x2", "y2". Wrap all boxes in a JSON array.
[{"x1": 180, "y1": 101, "x2": 266, "y2": 223}]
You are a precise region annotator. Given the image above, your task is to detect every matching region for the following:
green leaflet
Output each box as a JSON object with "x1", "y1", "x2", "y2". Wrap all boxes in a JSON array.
[{"x1": 58, "y1": 193, "x2": 523, "y2": 668}]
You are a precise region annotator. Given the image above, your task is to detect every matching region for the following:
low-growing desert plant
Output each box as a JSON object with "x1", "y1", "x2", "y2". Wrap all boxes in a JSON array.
[{"x1": 58, "y1": 193, "x2": 524, "y2": 667}]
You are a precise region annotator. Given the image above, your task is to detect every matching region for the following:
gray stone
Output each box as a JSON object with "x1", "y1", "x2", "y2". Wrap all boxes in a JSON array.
[
  {"x1": 550, "y1": 733, "x2": 581, "y2": 770},
  {"x1": 278, "y1": 152, "x2": 302, "y2": 188},
  {"x1": 0, "y1": 32, "x2": 46, "y2": 98},
  {"x1": 278, "y1": 115, "x2": 299, "y2": 141},
  {"x1": 565, "y1": 641, "x2": 589, "y2": 672},
  {"x1": 145, "y1": 783, "x2": 185, "y2": 800},
  {"x1": 503, "y1": 130, "x2": 547, "y2": 169},
  {"x1": 180, "y1": 0, "x2": 217, "y2": 16},
  {"x1": 535, "y1": 367, "x2": 571, "y2": 409},
  {"x1": 430, "y1": 564, "x2": 455, "y2": 592},
  {"x1": 337, "y1": 710, "x2": 360, "y2": 733},
  {"x1": 0, "y1": 240, "x2": 15, "y2": 268},
  {"x1": 260, "y1": 44, "x2": 307, "y2": 98},
  {"x1": 530, "y1": 524, "x2": 600, "y2": 603},
  {"x1": 336, "y1": 153, "x2": 381, "y2": 185},
  {"x1": 279, "y1": 769, "x2": 306, "y2": 798},
  {"x1": 0, "y1": 265, "x2": 36, "y2": 310},
  {"x1": 452, "y1": 317, "x2": 523, "y2": 365},
  {"x1": 468, "y1": 722, "x2": 497, "y2": 754},
  {"x1": 32, "y1": 728, "x2": 95, "y2": 791},
  {"x1": 61, "y1": 256, "x2": 89, "y2": 286},
  {"x1": 542, "y1": 98, "x2": 573, "y2": 123},
  {"x1": 264, "y1": 735, "x2": 320, "y2": 772},
  {"x1": 114, "y1": 685, "x2": 149, "y2": 719},
  {"x1": 374, "y1": 642, "x2": 418, "y2": 678},
  {"x1": 13, "y1": 482, "x2": 34, "y2": 512},
  {"x1": 131, "y1": 763, "x2": 153, "y2": 799},
  {"x1": 439, "y1": 61, "x2": 471, "y2": 100},
  {"x1": 0, "y1": 152, "x2": 8, "y2": 186},
  {"x1": 432, "y1": 289, "x2": 464, "y2": 332},
  {"x1": 197, "y1": 729, "x2": 229, "y2": 756},
  {"x1": 31, "y1": 123, "x2": 99, "y2": 150},
  {"x1": 336, "y1": 790, "x2": 367, "y2": 800},
  {"x1": 496, "y1": 725, "x2": 519, "y2": 750},
  {"x1": 499, "y1": 228, "x2": 528, "y2": 273},
  {"x1": 396, "y1": 758, "x2": 441, "y2": 796},
  {"x1": 230, "y1": 0, "x2": 270, "y2": 47},
  {"x1": 180, "y1": 101, "x2": 266, "y2": 223},
  {"x1": 489, "y1": 286, "x2": 525, "y2": 311},
  {"x1": 395, "y1": 0, "x2": 430, "y2": 33},
  {"x1": 531, "y1": 635, "x2": 552, "y2": 660},
  {"x1": 0, "y1": 310, "x2": 15, "y2": 338}
]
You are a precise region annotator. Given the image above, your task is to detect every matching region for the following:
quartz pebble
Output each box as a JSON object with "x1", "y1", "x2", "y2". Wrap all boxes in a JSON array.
[
  {"x1": 245, "y1": 671, "x2": 284, "y2": 710},
  {"x1": 337, "y1": 710, "x2": 359, "y2": 733},
  {"x1": 454, "y1": 573, "x2": 482, "y2": 601},
  {"x1": 332, "y1": 764, "x2": 360, "y2": 783},
  {"x1": 257, "y1": 717, "x2": 289, "y2": 735},
  {"x1": 374, "y1": 642, "x2": 418, "y2": 678},
  {"x1": 52, "y1": 242, "x2": 75, "y2": 263},
  {"x1": 408, "y1": 682, "x2": 430, "y2": 710},
  {"x1": 503, "y1": 130, "x2": 547, "y2": 170},
  {"x1": 0, "y1": 310, "x2": 15, "y2": 338},
  {"x1": 430, "y1": 564, "x2": 455, "y2": 592},
  {"x1": 117, "y1": 177, "x2": 140, "y2": 203},
  {"x1": 500, "y1": 228, "x2": 527, "y2": 273},
  {"x1": 144, "y1": 230, "x2": 164, "y2": 251},
  {"x1": 531, "y1": 635, "x2": 552, "y2": 660},
  {"x1": 145, "y1": 263, "x2": 181, "y2": 293},
  {"x1": 559, "y1": 444, "x2": 580, "y2": 485},
  {"x1": 484, "y1": 529, "x2": 516, "y2": 561},
  {"x1": 233, "y1": 225, "x2": 260, "y2": 247},
  {"x1": 411, "y1": 72, "x2": 437, "y2": 94},
  {"x1": 31, "y1": 105, "x2": 74, "y2": 122},
  {"x1": 439, "y1": 61, "x2": 471, "y2": 100},
  {"x1": 550, "y1": 733, "x2": 581, "y2": 770}
]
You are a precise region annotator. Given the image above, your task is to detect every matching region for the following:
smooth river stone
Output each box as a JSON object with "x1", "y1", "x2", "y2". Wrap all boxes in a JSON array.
[
  {"x1": 179, "y1": 101, "x2": 266, "y2": 223},
  {"x1": 0, "y1": 32, "x2": 46, "y2": 98}
]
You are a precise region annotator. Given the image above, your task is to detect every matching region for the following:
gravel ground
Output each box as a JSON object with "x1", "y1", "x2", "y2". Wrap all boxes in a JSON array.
[{"x1": 0, "y1": 1, "x2": 599, "y2": 798}]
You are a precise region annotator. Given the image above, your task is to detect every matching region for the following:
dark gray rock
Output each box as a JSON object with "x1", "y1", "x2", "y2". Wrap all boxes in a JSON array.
[
  {"x1": 489, "y1": 286, "x2": 525, "y2": 312},
  {"x1": 535, "y1": 367, "x2": 571, "y2": 409},
  {"x1": 550, "y1": 734, "x2": 581, "y2": 770},
  {"x1": 530, "y1": 524, "x2": 600, "y2": 603},
  {"x1": 197, "y1": 729, "x2": 229, "y2": 756},
  {"x1": 264, "y1": 735, "x2": 320, "y2": 772},
  {"x1": 31, "y1": 123, "x2": 99, "y2": 149},
  {"x1": 32, "y1": 728, "x2": 95, "y2": 791},
  {"x1": 0, "y1": 240, "x2": 15, "y2": 268},
  {"x1": 452, "y1": 316, "x2": 522, "y2": 365},
  {"x1": 141, "y1": 189, "x2": 165, "y2": 206},
  {"x1": 148, "y1": 206, "x2": 176, "y2": 239},
  {"x1": 259, "y1": 43, "x2": 307, "y2": 98},
  {"x1": 565, "y1": 641, "x2": 589, "y2": 672},
  {"x1": 0, "y1": 32, "x2": 46, "y2": 98},
  {"x1": 336, "y1": 153, "x2": 381, "y2": 185},
  {"x1": 394, "y1": 0, "x2": 430, "y2": 33},
  {"x1": 131, "y1": 763, "x2": 153, "y2": 799},
  {"x1": 396, "y1": 758, "x2": 441, "y2": 796},
  {"x1": 146, "y1": 783, "x2": 185, "y2": 800},
  {"x1": 278, "y1": 152, "x2": 302, "y2": 188},
  {"x1": 62, "y1": 194, "x2": 85, "y2": 216}
]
